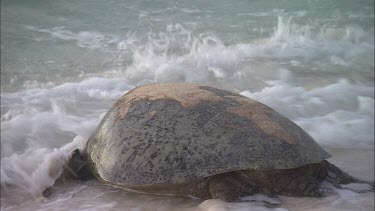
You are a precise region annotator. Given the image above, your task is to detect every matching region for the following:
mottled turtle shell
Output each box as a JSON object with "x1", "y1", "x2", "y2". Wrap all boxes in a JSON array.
[{"x1": 85, "y1": 83, "x2": 330, "y2": 186}]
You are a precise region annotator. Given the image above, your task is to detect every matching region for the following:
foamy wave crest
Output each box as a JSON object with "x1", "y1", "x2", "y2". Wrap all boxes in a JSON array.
[
  {"x1": 1, "y1": 77, "x2": 133, "y2": 157},
  {"x1": 117, "y1": 23, "x2": 254, "y2": 86},
  {"x1": 0, "y1": 136, "x2": 86, "y2": 203},
  {"x1": 110, "y1": 18, "x2": 373, "y2": 90},
  {"x1": 241, "y1": 70, "x2": 374, "y2": 148}
]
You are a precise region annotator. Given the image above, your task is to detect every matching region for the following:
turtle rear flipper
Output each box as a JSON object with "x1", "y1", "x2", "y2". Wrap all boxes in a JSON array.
[{"x1": 322, "y1": 160, "x2": 373, "y2": 189}]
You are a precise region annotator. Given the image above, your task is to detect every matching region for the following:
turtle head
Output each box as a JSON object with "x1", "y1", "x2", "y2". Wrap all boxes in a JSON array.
[
  {"x1": 56, "y1": 149, "x2": 94, "y2": 183},
  {"x1": 43, "y1": 149, "x2": 95, "y2": 197}
]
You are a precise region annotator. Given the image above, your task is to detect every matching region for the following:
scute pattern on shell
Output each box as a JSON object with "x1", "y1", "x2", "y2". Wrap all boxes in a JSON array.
[
  {"x1": 115, "y1": 83, "x2": 224, "y2": 119},
  {"x1": 85, "y1": 83, "x2": 331, "y2": 185}
]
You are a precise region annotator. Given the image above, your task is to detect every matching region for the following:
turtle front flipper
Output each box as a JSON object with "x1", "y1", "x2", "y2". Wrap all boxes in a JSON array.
[{"x1": 208, "y1": 172, "x2": 259, "y2": 202}]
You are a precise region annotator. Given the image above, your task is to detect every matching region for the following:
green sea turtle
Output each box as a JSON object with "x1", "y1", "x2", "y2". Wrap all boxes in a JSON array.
[{"x1": 53, "y1": 82, "x2": 371, "y2": 201}]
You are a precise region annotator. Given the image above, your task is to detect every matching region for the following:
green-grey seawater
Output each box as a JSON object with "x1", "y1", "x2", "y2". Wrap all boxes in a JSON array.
[{"x1": 1, "y1": 0, "x2": 374, "y2": 210}]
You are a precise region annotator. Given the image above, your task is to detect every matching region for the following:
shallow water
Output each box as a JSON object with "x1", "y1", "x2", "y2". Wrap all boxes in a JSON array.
[
  {"x1": 1, "y1": 0, "x2": 374, "y2": 210},
  {"x1": 1, "y1": 148, "x2": 373, "y2": 211}
]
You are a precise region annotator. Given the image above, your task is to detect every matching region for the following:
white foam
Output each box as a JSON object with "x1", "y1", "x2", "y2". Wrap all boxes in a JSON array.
[
  {"x1": 1, "y1": 148, "x2": 372, "y2": 211},
  {"x1": 25, "y1": 26, "x2": 119, "y2": 50},
  {"x1": 240, "y1": 74, "x2": 374, "y2": 148},
  {"x1": 100, "y1": 16, "x2": 374, "y2": 93},
  {"x1": 2, "y1": 11, "x2": 374, "y2": 211},
  {"x1": 1, "y1": 77, "x2": 133, "y2": 157},
  {"x1": 241, "y1": 194, "x2": 281, "y2": 205},
  {"x1": 0, "y1": 136, "x2": 86, "y2": 200},
  {"x1": 198, "y1": 199, "x2": 288, "y2": 211}
]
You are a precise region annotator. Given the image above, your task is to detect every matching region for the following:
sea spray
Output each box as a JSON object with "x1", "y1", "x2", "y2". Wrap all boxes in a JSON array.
[
  {"x1": 1, "y1": 136, "x2": 87, "y2": 204},
  {"x1": 240, "y1": 71, "x2": 374, "y2": 148}
]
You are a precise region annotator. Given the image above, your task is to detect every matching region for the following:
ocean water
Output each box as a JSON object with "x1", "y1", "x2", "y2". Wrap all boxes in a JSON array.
[{"x1": 1, "y1": 0, "x2": 374, "y2": 210}]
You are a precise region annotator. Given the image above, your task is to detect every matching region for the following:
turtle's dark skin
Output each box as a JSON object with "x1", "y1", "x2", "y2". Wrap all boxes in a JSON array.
[{"x1": 51, "y1": 83, "x2": 372, "y2": 202}]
